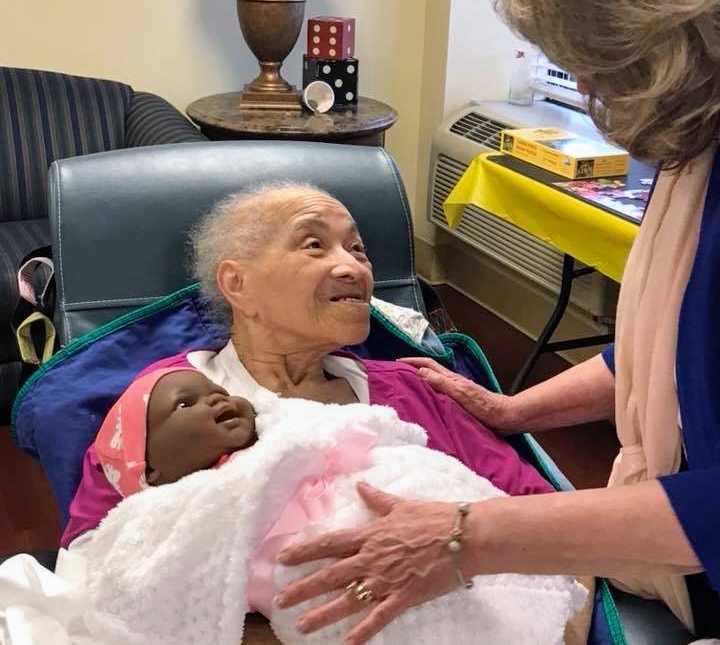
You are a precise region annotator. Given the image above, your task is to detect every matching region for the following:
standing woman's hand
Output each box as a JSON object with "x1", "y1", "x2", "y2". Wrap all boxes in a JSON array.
[
  {"x1": 398, "y1": 357, "x2": 520, "y2": 434},
  {"x1": 275, "y1": 482, "x2": 467, "y2": 645}
]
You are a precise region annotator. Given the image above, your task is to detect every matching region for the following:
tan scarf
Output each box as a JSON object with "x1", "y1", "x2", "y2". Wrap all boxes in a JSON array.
[{"x1": 608, "y1": 146, "x2": 716, "y2": 632}]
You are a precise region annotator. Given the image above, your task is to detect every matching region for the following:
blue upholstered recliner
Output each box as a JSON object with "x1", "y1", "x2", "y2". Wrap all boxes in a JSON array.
[{"x1": 0, "y1": 67, "x2": 207, "y2": 418}]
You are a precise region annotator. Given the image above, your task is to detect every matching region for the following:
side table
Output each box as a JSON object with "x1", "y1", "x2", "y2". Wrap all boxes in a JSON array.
[{"x1": 187, "y1": 94, "x2": 397, "y2": 147}]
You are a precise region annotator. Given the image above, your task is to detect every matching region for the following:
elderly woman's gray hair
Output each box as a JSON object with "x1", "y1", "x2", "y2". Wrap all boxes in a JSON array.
[
  {"x1": 189, "y1": 182, "x2": 331, "y2": 321},
  {"x1": 495, "y1": 0, "x2": 720, "y2": 168}
]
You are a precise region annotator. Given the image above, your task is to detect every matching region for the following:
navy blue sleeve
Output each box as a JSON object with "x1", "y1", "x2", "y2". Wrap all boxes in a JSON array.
[
  {"x1": 660, "y1": 469, "x2": 720, "y2": 591},
  {"x1": 601, "y1": 344, "x2": 615, "y2": 375}
]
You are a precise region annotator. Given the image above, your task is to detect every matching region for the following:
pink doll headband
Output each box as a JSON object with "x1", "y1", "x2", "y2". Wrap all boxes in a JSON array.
[{"x1": 94, "y1": 367, "x2": 196, "y2": 498}]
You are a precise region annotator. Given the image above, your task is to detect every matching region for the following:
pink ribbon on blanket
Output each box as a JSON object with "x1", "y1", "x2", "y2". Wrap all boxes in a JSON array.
[{"x1": 247, "y1": 430, "x2": 378, "y2": 616}]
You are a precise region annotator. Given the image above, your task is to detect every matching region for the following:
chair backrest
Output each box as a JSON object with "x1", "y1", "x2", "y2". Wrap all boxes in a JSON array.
[
  {"x1": 0, "y1": 67, "x2": 132, "y2": 223},
  {"x1": 47, "y1": 141, "x2": 424, "y2": 344}
]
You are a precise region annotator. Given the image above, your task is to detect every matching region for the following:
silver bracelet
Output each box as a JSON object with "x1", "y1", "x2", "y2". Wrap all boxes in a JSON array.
[{"x1": 447, "y1": 502, "x2": 474, "y2": 589}]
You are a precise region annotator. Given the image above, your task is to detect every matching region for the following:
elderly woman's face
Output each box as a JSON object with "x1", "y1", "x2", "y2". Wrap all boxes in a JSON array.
[{"x1": 243, "y1": 192, "x2": 374, "y2": 351}]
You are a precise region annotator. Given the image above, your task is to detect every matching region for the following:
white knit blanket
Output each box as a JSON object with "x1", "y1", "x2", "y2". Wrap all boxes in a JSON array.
[{"x1": 80, "y1": 394, "x2": 586, "y2": 645}]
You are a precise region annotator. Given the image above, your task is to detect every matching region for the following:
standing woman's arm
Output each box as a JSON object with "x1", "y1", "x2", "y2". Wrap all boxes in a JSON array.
[{"x1": 402, "y1": 352, "x2": 616, "y2": 434}]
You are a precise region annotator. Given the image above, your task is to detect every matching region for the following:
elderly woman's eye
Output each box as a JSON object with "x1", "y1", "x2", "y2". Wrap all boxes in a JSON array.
[{"x1": 303, "y1": 239, "x2": 323, "y2": 250}]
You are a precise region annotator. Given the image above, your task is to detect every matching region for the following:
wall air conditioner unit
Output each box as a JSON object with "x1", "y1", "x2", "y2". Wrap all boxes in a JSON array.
[{"x1": 428, "y1": 99, "x2": 618, "y2": 318}]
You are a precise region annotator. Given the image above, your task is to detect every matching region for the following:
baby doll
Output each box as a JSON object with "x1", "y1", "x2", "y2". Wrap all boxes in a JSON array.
[
  {"x1": 94, "y1": 367, "x2": 257, "y2": 497},
  {"x1": 89, "y1": 366, "x2": 586, "y2": 645}
]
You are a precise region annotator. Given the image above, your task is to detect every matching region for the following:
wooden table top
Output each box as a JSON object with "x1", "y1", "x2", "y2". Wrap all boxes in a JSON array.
[{"x1": 187, "y1": 94, "x2": 397, "y2": 141}]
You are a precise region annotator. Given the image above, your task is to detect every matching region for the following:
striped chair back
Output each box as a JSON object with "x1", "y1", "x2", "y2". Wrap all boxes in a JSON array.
[{"x1": 0, "y1": 67, "x2": 132, "y2": 223}]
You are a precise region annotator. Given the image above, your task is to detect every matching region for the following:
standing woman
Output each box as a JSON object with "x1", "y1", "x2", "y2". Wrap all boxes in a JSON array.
[{"x1": 275, "y1": 1, "x2": 720, "y2": 643}]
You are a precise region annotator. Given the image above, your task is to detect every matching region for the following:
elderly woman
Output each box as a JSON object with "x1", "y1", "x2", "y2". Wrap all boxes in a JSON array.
[
  {"x1": 275, "y1": 1, "x2": 720, "y2": 643},
  {"x1": 62, "y1": 183, "x2": 551, "y2": 549}
]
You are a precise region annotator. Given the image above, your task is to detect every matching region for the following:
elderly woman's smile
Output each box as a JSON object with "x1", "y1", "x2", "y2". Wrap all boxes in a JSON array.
[{"x1": 327, "y1": 284, "x2": 369, "y2": 305}]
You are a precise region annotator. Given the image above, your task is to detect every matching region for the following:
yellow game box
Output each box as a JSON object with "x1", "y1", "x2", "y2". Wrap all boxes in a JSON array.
[{"x1": 500, "y1": 127, "x2": 629, "y2": 179}]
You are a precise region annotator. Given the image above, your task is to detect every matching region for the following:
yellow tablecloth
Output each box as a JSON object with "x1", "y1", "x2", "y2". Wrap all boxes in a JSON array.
[{"x1": 443, "y1": 153, "x2": 639, "y2": 283}]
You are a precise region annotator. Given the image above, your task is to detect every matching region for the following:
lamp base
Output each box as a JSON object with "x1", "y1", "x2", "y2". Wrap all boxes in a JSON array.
[
  {"x1": 239, "y1": 86, "x2": 302, "y2": 111},
  {"x1": 238, "y1": 62, "x2": 302, "y2": 111}
]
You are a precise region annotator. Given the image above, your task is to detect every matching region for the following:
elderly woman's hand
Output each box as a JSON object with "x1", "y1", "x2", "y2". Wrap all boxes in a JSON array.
[
  {"x1": 398, "y1": 357, "x2": 519, "y2": 434},
  {"x1": 275, "y1": 482, "x2": 465, "y2": 645}
]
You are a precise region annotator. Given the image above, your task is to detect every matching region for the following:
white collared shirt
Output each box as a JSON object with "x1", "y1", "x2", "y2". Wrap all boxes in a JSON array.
[{"x1": 187, "y1": 341, "x2": 370, "y2": 405}]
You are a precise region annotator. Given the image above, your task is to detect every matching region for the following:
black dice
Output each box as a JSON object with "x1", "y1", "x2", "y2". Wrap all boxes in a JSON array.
[{"x1": 303, "y1": 55, "x2": 359, "y2": 108}]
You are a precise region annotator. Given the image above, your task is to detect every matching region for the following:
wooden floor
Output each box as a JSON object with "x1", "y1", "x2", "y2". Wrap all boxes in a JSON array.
[
  {"x1": 0, "y1": 284, "x2": 618, "y2": 556},
  {"x1": 0, "y1": 428, "x2": 61, "y2": 553}
]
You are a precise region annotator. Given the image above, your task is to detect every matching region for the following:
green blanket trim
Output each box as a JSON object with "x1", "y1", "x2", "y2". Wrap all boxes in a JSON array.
[
  {"x1": 10, "y1": 288, "x2": 627, "y2": 645},
  {"x1": 600, "y1": 580, "x2": 627, "y2": 645},
  {"x1": 437, "y1": 331, "x2": 502, "y2": 393}
]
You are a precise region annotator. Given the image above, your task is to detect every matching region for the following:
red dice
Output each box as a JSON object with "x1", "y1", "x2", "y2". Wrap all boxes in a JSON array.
[{"x1": 307, "y1": 16, "x2": 356, "y2": 60}]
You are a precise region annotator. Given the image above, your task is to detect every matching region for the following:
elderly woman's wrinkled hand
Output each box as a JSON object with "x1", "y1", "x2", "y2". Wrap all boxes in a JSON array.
[
  {"x1": 398, "y1": 357, "x2": 518, "y2": 433},
  {"x1": 275, "y1": 482, "x2": 464, "y2": 645}
]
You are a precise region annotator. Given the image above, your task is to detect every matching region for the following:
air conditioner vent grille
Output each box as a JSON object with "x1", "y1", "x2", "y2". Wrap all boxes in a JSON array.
[
  {"x1": 448, "y1": 113, "x2": 509, "y2": 151},
  {"x1": 431, "y1": 155, "x2": 565, "y2": 292}
]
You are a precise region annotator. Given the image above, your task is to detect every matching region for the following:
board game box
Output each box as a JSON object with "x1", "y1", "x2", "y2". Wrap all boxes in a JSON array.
[{"x1": 500, "y1": 127, "x2": 630, "y2": 179}]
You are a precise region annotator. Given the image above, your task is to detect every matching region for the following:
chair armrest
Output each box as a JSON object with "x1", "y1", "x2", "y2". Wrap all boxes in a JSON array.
[
  {"x1": 612, "y1": 588, "x2": 694, "y2": 645},
  {"x1": 125, "y1": 91, "x2": 207, "y2": 147}
]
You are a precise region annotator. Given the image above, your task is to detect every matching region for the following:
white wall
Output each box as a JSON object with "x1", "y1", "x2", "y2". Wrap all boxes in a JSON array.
[
  {"x1": 413, "y1": 0, "x2": 452, "y2": 242},
  {"x1": 444, "y1": 0, "x2": 524, "y2": 113}
]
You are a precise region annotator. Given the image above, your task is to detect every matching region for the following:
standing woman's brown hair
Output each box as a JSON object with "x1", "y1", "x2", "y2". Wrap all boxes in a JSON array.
[{"x1": 495, "y1": 0, "x2": 720, "y2": 168}]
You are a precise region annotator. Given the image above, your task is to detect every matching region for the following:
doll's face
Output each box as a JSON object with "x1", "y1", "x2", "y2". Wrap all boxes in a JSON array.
[{"x1": 145, "y1": 371, "x2": 257, "y2": 486}]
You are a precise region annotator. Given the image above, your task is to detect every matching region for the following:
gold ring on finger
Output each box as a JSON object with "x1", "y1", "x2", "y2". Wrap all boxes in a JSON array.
[
  {"x1": 357, "y1": 588, "x2": 375, "y2": 602},
  {"x1": 347, "y1": 580, "x2": 375, "y2": 603}
]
